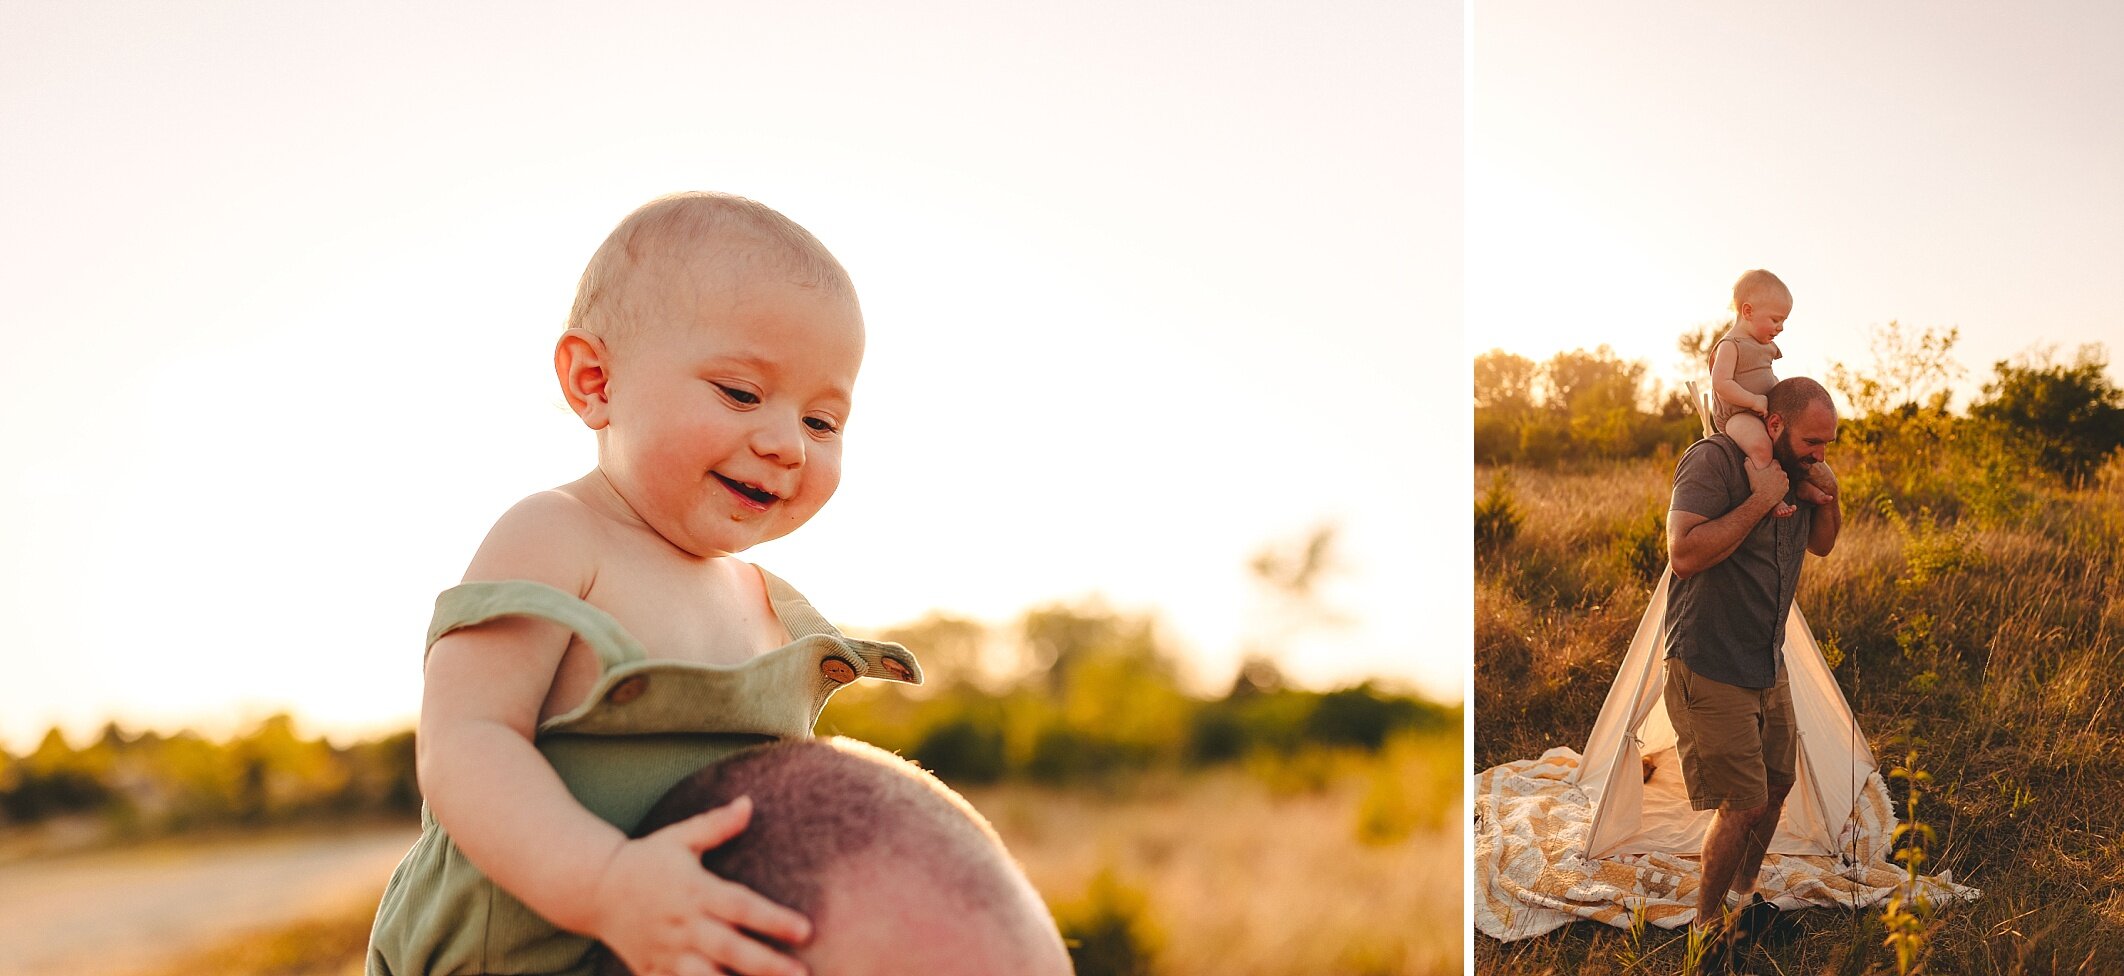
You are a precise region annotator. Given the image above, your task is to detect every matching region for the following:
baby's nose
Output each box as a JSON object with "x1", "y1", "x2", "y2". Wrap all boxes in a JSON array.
[{"x1": 752, "y1": 418, "x2": 807, "y2": 465}]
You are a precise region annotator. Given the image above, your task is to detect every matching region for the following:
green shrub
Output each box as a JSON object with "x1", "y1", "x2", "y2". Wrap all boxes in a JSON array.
[
  {"x1": 1026, "y1": 727, "x2": 1154, "y2": 785},
  {"x1": 1970, "y1": 346, "x2": 2124, "y2": 485},
  {"x1": 1056, "y1": 868, "x2": 1162, "y2": 976},
  {"x1": 910, "y1": 717, "x2": 1008, "y2": 785},
  {"x1": 1476, "y1": 471, "x2": 1525, "y2": 551},
  {"x1": 1304, "y1": 685, "x2": 1425, "y2": 751},
  {"x1": 1355, "y1": 731, "x2": 1460, "y2": 843},
  {"x1": 1607, "y1": 502, "x2": 1666, "y2": 583}
]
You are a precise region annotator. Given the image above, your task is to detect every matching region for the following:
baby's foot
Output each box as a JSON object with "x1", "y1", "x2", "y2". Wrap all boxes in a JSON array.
[
  {"x1": 1772, "y1": 500, "x2": 1798, "y2": 518},
  {"x1": 1796, "y1": 482, "x2": 1834, "y2": 506}
]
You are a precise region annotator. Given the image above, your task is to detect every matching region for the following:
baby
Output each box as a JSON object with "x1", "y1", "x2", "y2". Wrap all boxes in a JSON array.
[
  {"x1": 1709, "y1": 269, "x2": 1833, "y2": 517},
  {"x1": 367, "y1": 192, "x2": 921, "y2": 976}
]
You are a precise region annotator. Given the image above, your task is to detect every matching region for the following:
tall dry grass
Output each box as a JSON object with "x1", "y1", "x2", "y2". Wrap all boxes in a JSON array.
[
  {"x1": 1477, "y1": 455, "x2": 2124, "y2": 973},
  {"x1": 982, "y1": 734, "x2": 1462, "y2": 976}
]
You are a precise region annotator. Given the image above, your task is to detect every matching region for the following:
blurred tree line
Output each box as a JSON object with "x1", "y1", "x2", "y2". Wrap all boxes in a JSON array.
[
  {"x1": 1473, "y1": 344, "x2": 1702, "y2": 464},
  {"x1": 821, "y1": 525, "x2": 1455, "y2": 788},
  {"x1": 1, "y1": 605, "x2": 1454, "y2": 838},
  {"x1": 822, "y1": 602, "x2": 1454, "y2": 788},
  {"x1": 0, "y1": 716, "x2": 416, "y2": 836},
  {"x1": 1475, "y1": 326, "x2": 2124, "y2": 495},
  {"x1": 1823, "y1": 327, "x2": 2124, "y2": 521}
]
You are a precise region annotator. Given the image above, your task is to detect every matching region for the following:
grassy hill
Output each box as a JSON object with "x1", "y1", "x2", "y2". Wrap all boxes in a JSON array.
[{"x1": 1475, "y1": 451, "x2": 2124, "y2": 974}]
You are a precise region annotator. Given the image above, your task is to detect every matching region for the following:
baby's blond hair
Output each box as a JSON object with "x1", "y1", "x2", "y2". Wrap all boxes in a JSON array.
[
  {"x1": 567, "y1": 191, "x2": 857, "y2": 344},
  {"x1": 1730, "y1": 269, "x2": 1791, "y2": 312}
]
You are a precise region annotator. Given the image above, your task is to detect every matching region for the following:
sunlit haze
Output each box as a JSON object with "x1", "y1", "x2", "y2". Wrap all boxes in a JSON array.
[
  {"x1": 0, "y1": 2, "x2": 1464, "y2": 750},
  {"x1": 1471, "y1": 1, "x2": 2124, "y2": 403}
]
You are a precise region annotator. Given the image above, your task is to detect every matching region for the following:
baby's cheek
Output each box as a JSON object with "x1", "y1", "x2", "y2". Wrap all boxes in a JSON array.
[
  {"x1": 811, "y1": 442, "x2": 844, "y2": 488},
  {"x1": 808, "y1": 460, "x2": 842, "y2": 510}
]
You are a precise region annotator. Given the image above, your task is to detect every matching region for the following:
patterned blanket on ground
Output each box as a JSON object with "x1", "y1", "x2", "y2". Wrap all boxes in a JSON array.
[{"x1": 1474, "y1": 747, "x2": 1978, "y2": 941}]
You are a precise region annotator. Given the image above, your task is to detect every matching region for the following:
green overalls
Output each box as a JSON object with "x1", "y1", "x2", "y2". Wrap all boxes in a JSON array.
[{"x1": 365, "y1": 570, "x2": 921, "y2": 975}]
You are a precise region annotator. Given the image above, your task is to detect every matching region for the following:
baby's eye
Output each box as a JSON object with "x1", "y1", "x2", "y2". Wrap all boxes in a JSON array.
[
  {"x1": 805, "y1": 416, "x2": 842, "y2": 435},
  {"x1": 715, "y1": 384, "x2": 760, "y2": 406}
]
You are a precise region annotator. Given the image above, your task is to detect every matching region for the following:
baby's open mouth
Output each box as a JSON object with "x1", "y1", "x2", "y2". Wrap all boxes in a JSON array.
[{"x1": 713, "y1": 472, "x2": 779, "y2": 505}]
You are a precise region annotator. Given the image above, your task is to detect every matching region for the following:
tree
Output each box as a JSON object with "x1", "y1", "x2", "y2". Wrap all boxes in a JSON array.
[
  {"x1": 1473, "y1": 350, "x2": 1539, "y2": 411},
  {"x1": 1826, "y1": 321, "x2": 1966, "y2": 418},
  {"x1": 1247, "y1": 524, "x2": 1339, "y2": 605},
  {"x1": 1243, "y1": 524, "x2": 1349, "y2": 659},
  {"x1": 1020, "y1": 603, "x2": 1168, "y2": 697},
  {"x1": 1675, "y1": 320, "x2": 1725, "y2": 380},
  {"x1": 1969, "y1": 346, "x2": 2124, "y2": 484},
  {"x1": 879, "y1": 613, "x2": 988, "y2": 690},
  {"x1": 1475, "y1": 350, "x2": 1539, "y2": 463},
  {"x1": 1476, "y1": 344, "x2": 1695, "y2": 463},
  {"x1": 1543, "y1": 346, "x2": 1646, "y2": 413},
  {"x1": 1545, "y1": 346, "x2": 1646, "y2": 457}
]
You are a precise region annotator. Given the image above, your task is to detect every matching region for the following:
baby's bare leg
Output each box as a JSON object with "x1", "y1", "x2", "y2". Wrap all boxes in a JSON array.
[
  {"x1": 1724, "y1": 413, "x2": 1797, "y2": 517},
  {"x1": 1723, "y1": 411, "x2": 1773, "y2": 465}
]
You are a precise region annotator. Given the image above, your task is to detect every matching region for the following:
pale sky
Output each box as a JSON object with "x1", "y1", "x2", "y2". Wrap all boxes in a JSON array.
[
  {"x1": 0, "y1": 2, "x2": 1465, "y2": 750},
  {"x1": 1471, "y1": 1, "x2": 2124, "y2": 403}
]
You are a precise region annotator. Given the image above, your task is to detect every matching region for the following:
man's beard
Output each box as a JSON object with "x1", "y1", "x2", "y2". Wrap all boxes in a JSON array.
[{"x1": 1772, "y1": 428, "x2": 1812, "y2": 483}]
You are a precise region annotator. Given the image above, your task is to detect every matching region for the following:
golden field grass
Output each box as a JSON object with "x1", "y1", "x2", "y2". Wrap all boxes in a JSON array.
[
  {"x1": 103, "y1": 734, "x2": 1458, "y2": 976},
  {"x1": 1476, "y1": 456, "x2": 2124, "y2": 974}
]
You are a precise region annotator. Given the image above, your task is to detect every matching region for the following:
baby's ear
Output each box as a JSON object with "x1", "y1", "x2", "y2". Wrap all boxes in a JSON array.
[{"x1": 555, "y1": 328, "x2": 614, "y2": 430}]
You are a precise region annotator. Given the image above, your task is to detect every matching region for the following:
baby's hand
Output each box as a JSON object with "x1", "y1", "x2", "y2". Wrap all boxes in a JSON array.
[{"x1": 591, "y1": 797, "x2": 811, "y2": 976}]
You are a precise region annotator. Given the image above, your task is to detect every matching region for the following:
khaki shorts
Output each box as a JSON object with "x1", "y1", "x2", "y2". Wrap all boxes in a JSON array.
[{"x1": 1664, "y1": 655, "x2": 1796, "y2": 811}]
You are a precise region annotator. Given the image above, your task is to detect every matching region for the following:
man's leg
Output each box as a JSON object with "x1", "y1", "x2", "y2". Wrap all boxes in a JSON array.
[
  {"x1": 1729, "y1": 779, "x2": 1793, "y2": 900},
  {"x1": 1665, "y1": 656, "x2": 1777, "y2": 944},
  {"x1": 1696, "y1": 800, "x2": 1768, "y2": 927},
  {"x1": 1731, "y1": 670, "x2": 1799, "y2": 902}
]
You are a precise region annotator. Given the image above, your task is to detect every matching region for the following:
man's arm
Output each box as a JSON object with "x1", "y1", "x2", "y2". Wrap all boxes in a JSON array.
[
  {"x1": 1805, "y1": 462, "x2": 1841, "y2": 556},
  {"x1": 1668, "y1": 457, "x2": 1788, "y2": 579}
]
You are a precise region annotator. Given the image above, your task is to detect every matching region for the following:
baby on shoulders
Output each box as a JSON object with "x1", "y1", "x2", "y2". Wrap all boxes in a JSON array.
[{"x1": 370, "y1": 192, "x2": 910, "y2": 976}]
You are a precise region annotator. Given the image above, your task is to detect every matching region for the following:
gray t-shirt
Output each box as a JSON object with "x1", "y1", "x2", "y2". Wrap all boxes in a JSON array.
[{"x1": 1663, "y1": 434, "x2": 1811, "y2": 689}]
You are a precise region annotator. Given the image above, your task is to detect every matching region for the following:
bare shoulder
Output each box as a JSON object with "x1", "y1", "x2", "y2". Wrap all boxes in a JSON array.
[
  {"x1": 1699, "y1": 341, "x2": 1733, "y2": 375},
  {"x1": 420, "y1": 491, "x2": 614, "y2": 739},
  {"x1": 461, "y1": 490, "x2": 606, "y2": 595}
]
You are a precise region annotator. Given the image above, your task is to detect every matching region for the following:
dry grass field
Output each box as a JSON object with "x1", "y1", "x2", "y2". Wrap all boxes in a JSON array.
[{"x1": 1476, "y1": 456, "x2": 2124, "y2": 974}]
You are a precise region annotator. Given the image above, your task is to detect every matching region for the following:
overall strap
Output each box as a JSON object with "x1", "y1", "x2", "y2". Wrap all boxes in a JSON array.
[
  {"x1": 426, "y1": 580, "x2": 649, "y2": 672},
  {"x1": 758, "y1": 568, "x2": 842, "y2": 640},
  {"x1": 757, "y1": 567, "x2": 924, "y2": 685}
]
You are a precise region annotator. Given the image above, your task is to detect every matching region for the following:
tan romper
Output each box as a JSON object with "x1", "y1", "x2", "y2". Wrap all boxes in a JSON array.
[
  {"x1": 365, "y1": 570, "x2": 921, "y2": 976},
  {"x1": 1711, "y1": 327, "x2": 1782, "y2": 431}
]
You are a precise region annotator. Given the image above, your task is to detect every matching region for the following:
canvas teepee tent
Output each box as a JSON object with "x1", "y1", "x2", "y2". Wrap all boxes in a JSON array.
[
  {"x1": 1573, "y1": 382, "x2": 1877, "y2": 862},
  {"x1": 1472, "y1": 386, "x2": 1975, "y2": 940},
  {"x1": 1568, "y1": 569, "x2": 1876, "y2": 860}
]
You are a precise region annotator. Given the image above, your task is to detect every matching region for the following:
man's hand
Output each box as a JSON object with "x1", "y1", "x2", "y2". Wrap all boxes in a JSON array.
[
  {"x1": 1805, "y1": 460, "x2": 1842, "y2": 555},
  {"x1": 592, "y1": 797, "x2": 812, "y2": 976},
  {"x1": 1745, "y1": 457, "x2": 1788, "y2": 505}
]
